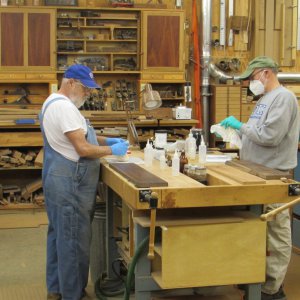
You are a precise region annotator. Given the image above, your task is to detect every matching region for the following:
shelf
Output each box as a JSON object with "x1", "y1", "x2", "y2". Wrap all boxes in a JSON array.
[{"x1": 0, "y1": 166, "x2": 42, "y2": 171}]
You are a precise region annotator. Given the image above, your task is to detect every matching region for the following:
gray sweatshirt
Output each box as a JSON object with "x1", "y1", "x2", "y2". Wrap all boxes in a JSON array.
[{"x1": 240, "y1": 85, "x2": 300, "y2": 170}]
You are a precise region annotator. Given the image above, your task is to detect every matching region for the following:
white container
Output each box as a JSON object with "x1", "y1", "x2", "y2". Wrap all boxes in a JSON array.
[
  {"x1": 144, "y1": 139, "x2": 153, "y2": 167},
  {"x1": 159, "y1": 152, "x2": 166, "y2": 170},
  {"x1": 1, "y1": 0, "x2": 8, "y2": 6},
  {"x1": 185, "y1": 131, "x2": 196, "y2": 160},
  {"x1": 172, "y1": 151, "x2": 180, "y2": 176},
  {"x1": 198, "y1": 136, "x2": 207, "y2": 164}
]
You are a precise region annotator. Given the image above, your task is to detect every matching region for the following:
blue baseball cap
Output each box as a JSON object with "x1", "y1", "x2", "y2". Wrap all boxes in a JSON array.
[{"x1": 64, "y1": 64, "x2": 101, "y2": 89}]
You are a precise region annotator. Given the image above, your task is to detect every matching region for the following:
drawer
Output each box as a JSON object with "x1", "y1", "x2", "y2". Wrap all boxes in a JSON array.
[
  {"x1": 151, "y1": 212, "x2": 266, "y2": 289},
  {"x1": 141, "y1": 73, "x2": 164, "y2": 80},
  {"x1": 163, "y1": 74, "x2": 185, "y2": 80},
  {"x1": 0, "y1": 73, "x2": 26, "y2": 80},
  {"x1": 26, "y1": 73, "x2": 56, "y2": 80},
  {"x1": 141, "y1": 73, "x2": 184, "y2": 81}
]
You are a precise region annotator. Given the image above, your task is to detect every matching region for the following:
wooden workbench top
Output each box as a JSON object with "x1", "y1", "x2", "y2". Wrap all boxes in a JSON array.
[{"x1": 100, "y1": 151, "x2": 298, "y2": 210}]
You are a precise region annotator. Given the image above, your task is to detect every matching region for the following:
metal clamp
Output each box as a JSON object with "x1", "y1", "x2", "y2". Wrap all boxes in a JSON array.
[{"x1": 289, "y1": 184, "x2": 300, "y2": 196}]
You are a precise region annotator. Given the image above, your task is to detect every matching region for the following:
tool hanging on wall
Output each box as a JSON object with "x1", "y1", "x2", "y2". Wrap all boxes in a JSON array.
[
  {"x1": 228, "y1": 0, "x2": 234, "y2": 46},
  {"x1": 219, "y1": 0, "x2": 226, "y2": 46},
  {"x1": 191, "y1": 0, "x2": 202, "y2": 128}
]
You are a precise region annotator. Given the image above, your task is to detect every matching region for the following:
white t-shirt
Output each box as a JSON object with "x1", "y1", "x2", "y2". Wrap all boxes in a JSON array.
[{"x1": 41, "y1": 93, "x2": 87, "y2": 162}]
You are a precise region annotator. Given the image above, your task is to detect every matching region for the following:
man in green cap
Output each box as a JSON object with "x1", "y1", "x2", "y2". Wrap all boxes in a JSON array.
[{"x1": 220, "y1": 56, "x2": 300, "y2": 300}]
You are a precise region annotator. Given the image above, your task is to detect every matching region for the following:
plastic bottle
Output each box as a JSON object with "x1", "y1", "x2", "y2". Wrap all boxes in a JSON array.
[
  {"x1": 172, "y1": 150, "x2": 180, "y2": 176},
  {"x1": 198, "y1": 135, "x2": 207, "y2": 164},
  {"x1": 159, "y1": 152, "x2": 166, "y2": 170},
  {"x1": 185, "y1": 131, "x2": 196, "y2": 160},
  {"x1": 144, "y1": 139, "x2": 153, "y2": 167}
]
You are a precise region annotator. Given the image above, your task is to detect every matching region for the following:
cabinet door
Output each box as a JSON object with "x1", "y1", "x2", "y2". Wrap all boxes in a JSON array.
[
  {"x1": 0, "y1": 8, "x2": 56, "y2": 71},
  {"x1": 28, "y1": 13, "x2": 51, "y2": 67},
  {"x1": 1, "y1": 12, "x2": 24, "y2": 67},
  {"x1": 141, "y1": 10, "x2": 185, "y2": 73}
]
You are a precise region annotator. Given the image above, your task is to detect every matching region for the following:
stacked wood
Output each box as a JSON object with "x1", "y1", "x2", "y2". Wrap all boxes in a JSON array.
[
  {"x1": 0, "y1": 180, "x2": 44, "y2": 206},
  {"x1": 0, "y1": 148, "x2": 39, "y2": 168}
]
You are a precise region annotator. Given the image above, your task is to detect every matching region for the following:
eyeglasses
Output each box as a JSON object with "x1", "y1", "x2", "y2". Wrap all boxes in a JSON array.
[
  {"x1": 74, "y1": 81, "x2": 94, "y2": 93},
  {"x1": 249, "y1": 69, "x2": 265, "y2": 81}
]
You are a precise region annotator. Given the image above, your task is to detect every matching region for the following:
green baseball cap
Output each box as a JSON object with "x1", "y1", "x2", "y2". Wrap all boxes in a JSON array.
[{"x1": 239, "y1": 56, "x2": 279, "y2": 80}]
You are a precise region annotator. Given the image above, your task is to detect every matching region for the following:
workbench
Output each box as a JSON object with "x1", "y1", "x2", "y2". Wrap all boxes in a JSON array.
[{"x1": 100, "y1": 151, "x2": 299, "y2": 300}]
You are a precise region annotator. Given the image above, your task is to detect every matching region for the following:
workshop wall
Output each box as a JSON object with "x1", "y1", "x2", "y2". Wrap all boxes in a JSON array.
[{"x1": 183, "y1": 0, "x2": 300, "y2": 76}]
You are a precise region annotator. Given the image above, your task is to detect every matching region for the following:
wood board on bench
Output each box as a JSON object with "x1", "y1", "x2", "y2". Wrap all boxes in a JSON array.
[
  {"x1": 226, "y1": 159, "x2": 292, "y2": 179},
  {"x1": 109, "y1": 163, "x2": 168, "y2": 188},
  {"x1": 208, "y1": 165, "x2": 266, "y2": 185}
]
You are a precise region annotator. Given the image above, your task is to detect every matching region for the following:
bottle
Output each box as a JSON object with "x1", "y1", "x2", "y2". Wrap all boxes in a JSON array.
[
  {"x1": 198, "y1": 135, "x2": 207, "y2": 164},
  {"x1": 144, "y1": 139, "x2": 153, "y2": 167},
  {"x1": 159, "y1": 152, "x2": 166, "y2": 170},
  {"x1": 172, "y1": 150, "x2": 180, "y2": 176},
  {"x1": 179, "y1": 151, "x2": 188, "y2": 173},
  {"x1": 185, "y1": 131, "x2": 196, "y2": 160}
]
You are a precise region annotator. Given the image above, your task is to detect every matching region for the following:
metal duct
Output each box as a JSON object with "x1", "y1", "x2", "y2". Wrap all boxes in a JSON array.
[
  {"x1": 209, "y1": 63, "x2": 234, "y2": 81},
  {"x1": 201, "y1": 0, "x2": 212, "y2": 143},
  {"x1": 234, "y1": 73, "x2": 300, "y2": 82}
]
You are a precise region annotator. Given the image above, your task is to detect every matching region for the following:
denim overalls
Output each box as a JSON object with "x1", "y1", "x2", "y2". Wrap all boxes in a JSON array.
[{"x1": 39, "y1": 98, "x2": 100, "y2": 300}]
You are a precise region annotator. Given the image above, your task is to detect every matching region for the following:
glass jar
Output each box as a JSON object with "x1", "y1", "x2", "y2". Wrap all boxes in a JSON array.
[{"x1": 195, "y1": 166, "x2": 207, "y2": 183}]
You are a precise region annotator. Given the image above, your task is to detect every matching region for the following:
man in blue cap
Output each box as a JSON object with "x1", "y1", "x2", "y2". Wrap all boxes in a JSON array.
[
  {"x1": 220, "y1": 56, "x2": 300, "y2": 300},
  {"x1": 40, "y1": 64, "x2": 128, "y2": 300}
]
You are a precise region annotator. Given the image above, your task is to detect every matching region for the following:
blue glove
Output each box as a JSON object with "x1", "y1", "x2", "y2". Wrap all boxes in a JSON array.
[
  {"x1": 110, "y1": 141, "x2": 129, "y2": 156},
  {"x1": 106, "y1": 137, "x2": 126, "y2": 146},
  {"x1": 220, "y1": 116, "x2": 243, "y2": 130}
]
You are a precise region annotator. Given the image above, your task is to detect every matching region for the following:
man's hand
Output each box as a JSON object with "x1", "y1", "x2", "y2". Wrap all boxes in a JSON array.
[
  {"x1": 106, "y1": 137, "x2": 126, "y2": 146},
  {"x1": 220, "y1": 116, "x2": 243, "y2": 130},
  {"x1": 110, "y1": 141, "x2": 129, "y2": 156}
]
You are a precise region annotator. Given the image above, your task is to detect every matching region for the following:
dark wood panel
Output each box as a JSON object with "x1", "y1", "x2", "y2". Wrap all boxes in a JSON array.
[
  {"x1": 1, "y1": 13, "x2": 24, "y2": 66},
  {"x1": 226, "y1": 160, "x2": 293, "y2": 179},
  {"x1": 109, "y1": 163, "x2": 168, "y2": 188},
  {"x1": 147, "y1": 15, "x2": 179, "y2": 68},
  {"x1": 28, "y1": 13, "x2": 50, "y2": 67}
]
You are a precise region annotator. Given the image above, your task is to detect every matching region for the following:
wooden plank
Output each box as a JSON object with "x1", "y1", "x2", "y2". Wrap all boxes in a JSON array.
[
  {"x1": 226, "y1": 159, "x2": 293, "y2": 179},
  {"x1": 109, "y1": 163, "x2": 168, "y2": 188},
  {"x1": 265, "y1": 0, "x2": 275, "y2": 58},
  {"x1": 0, "y1": 132, "x2": 43, "y2": 147},
  {"x1": 207, "y1": 165, "x2": 266, "y2": 185}
]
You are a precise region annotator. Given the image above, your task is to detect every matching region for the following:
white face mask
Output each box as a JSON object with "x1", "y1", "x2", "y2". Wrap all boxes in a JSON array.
[
  {"x1": 249, "y1": 70, "x2": 266, "y2": 96},
  {"x1": 249, "y1": 80, "x2": 265, "y2": 96}
]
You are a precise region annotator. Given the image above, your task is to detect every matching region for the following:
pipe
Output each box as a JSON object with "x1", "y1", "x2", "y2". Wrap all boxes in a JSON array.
[
  {"x1": 201, "y1": 0, "x2": 212, "y2": 143},
  {"x1": 234, "y1": 73, "x2": 300, "y2": 82},
  {"x1": 209, "y1": 63, "x2": 234, "y2": 81}
]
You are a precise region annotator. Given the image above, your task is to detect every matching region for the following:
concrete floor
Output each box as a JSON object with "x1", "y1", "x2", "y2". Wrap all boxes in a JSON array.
[{"x1": 0, "y1": 213, "x2": 300, "y2": 300}]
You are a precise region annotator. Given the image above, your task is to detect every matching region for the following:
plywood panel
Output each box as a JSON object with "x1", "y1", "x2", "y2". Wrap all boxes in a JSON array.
[
  {"x1": 153, "y1": 212, "x2": 266, "y2": 288},
  {"x1": 28, "y1": 13, "x2": 50, "y2": 67},
  {"x1": 1, "y1": 13, "x2": 24, "y2": 67}
]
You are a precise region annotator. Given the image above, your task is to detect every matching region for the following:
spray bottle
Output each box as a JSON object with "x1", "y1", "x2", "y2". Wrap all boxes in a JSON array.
[
  {"x1": 144, "y1": 139, "x2": 153, "y2": 167},
  {"x1": 185, "y1": 130, "x2": 196, "y2": 160},
  {"x1": 172, "y1": 150, "x2": 180, "y2": 176},
  {"x1": 198, "y1": 134, "x2": 207, "y2": 164}
]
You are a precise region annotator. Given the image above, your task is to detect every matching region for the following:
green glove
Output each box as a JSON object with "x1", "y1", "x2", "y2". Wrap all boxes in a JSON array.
[{"x1": 220, "y1": 116, "x2": 243, "y2": 130}]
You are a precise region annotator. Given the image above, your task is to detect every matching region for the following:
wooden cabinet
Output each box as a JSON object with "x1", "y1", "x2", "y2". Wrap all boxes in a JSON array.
[
  {"x1": 141, "y1": 10, "x2": 185, "y2": 76},
  {"x1": 0, "y1": 7, "x2": 56, "y2": 71},
  {"x1": 56, "y1": 8, "x2": 140, "y2": 73}
]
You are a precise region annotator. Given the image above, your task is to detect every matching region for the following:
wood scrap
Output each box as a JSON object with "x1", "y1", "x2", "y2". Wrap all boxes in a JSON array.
[
  {"x1": 226, "y1": 159, "x2": 293, "y2": 179},
  {"x1": 21, "y1": 179, "x2": 43, "y2": 201}
]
